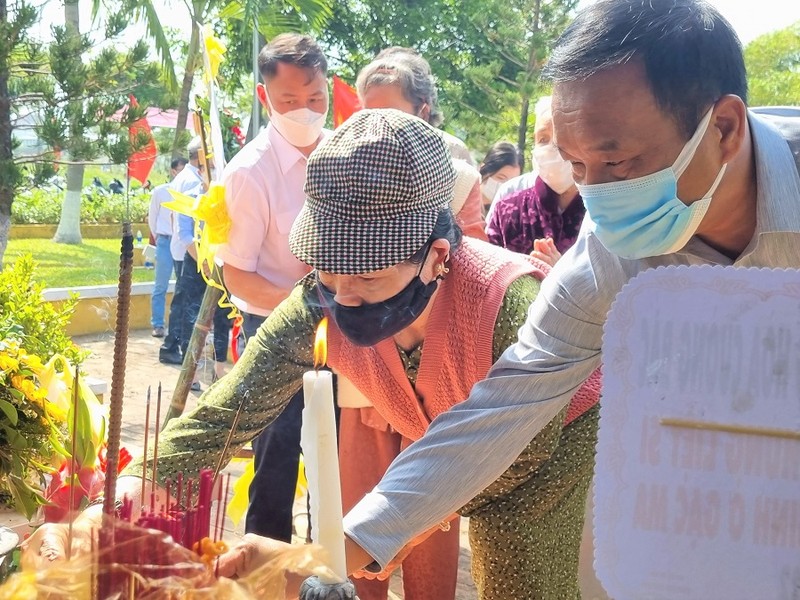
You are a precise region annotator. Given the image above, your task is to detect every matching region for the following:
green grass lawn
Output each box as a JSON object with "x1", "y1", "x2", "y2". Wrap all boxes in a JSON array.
[{"x1": 5, "y1": 238, "x2": 156, "y2": 289}]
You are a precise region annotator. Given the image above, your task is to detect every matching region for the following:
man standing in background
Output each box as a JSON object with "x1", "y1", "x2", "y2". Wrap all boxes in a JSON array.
[
  {"x1": 159, "y1": 138, "x2": 204, "y2": 366},
  {"x1": 148, "y1": 157, "x2": 187, "y2": 339},
  {"x1": 217, "y1": 33, "x2": 330, "y2": 541}
]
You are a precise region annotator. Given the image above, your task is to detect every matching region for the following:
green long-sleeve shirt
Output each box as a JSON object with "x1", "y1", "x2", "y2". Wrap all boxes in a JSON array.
[{"x1": 125, "y1": 274, "x2": 545, "y2": 499}]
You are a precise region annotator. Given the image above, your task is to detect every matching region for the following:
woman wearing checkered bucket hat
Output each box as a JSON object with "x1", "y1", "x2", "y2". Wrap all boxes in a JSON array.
[{"x1": 208, "y1": 109, "x2": 600, "y2": 599}]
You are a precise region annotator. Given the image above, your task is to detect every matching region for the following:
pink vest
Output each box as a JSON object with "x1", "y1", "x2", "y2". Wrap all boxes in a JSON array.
[{"x1": 327, "y1": 238, "x2": 600, "y2": 441}]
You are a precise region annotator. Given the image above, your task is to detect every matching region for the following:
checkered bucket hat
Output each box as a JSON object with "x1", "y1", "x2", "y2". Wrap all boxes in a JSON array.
[{"x1": 289, "y1": 109, "x2": 456, "y2": 274}]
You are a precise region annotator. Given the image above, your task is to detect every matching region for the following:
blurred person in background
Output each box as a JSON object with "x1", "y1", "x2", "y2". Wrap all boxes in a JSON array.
[
  {"x1": 487, "y1": 96, "x2": 585, "y2": 266},
  {"x1": 148, "y1": 157, "x2": 187, "y2": 338},
  {"x1": 479, "y1": 141, "x2": 522, "y2": 217},
  {"x1": 357, "y1": 46, "x2": 486, "y2": 240},
  {"x1": 160, "y1": 139, "x2": 204, "y2": 366}
]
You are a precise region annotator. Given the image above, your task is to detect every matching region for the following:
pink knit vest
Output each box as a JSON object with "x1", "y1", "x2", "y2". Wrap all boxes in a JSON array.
[{"x1": 327, "y1": 238, "x2": 601, "y2": 441}]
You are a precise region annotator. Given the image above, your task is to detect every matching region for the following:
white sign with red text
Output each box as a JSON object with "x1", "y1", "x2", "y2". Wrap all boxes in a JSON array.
[{"x1": 596, "y1": 265, "x2": 800, "y2": 600}]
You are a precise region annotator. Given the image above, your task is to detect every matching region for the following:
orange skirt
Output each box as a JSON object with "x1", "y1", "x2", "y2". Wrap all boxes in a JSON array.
[{"x1": 339, "y1": 407, "x2": 460, "y2": 600}]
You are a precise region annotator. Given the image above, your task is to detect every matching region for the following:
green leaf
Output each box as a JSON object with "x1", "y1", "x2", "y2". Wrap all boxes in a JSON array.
[
  {"x1": 7, "y1": 474, "x2": 46, "y2": 520},
  {"x1": 1, "y1": 425, "x2": 27, "y2": 451},
  {"x1": 0, "y1": 398, "x2": 19, "y2": 426}
]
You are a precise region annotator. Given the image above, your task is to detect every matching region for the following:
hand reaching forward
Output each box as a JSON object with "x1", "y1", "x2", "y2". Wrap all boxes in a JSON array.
[
  {"x1": 20, "y1": 504, "x2": 103, "y2": 567},
  {"x1": 215, "y1": 533, "x2": 294, "y2": 579},
  {"x1": 531, "y1": 237, "x2": 562, "y2": 267},
  {"x1": 352, "y1": 514, "x2": 457, "y2": 582}
]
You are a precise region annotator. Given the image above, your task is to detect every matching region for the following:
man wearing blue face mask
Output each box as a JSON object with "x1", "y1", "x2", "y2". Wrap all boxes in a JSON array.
[{"x1": 314, "y1": 0, "x2": 800, "y2": 594}]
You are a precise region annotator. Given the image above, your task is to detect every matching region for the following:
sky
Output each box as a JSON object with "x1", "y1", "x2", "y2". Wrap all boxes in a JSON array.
[
  {"x1": 31, "y1": 0, "x2": 800, "y2": 49},
  {"x1": 577, "y1": 0, "x2": 800, "y2": 44},
  {"x1": 707, "y1": 0, "x2": 800, "y2": 43}
]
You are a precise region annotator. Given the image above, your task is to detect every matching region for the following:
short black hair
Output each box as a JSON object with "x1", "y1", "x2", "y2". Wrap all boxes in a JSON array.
[
  {"x1": 171, "y1": 157, "x2": 188, "y2": 170},
  {"x1": 542, "y1": 0, "x2": 747, "y2": 136},
  {"x1": 258, "y1": 33, "x2": 328, "y2": 80},
  {"x1": 408, "y1": 209, "x2": 463, "y2": 264},
  {"x1": 479, "y1": 142, "x2": 521, "y2": 180}
]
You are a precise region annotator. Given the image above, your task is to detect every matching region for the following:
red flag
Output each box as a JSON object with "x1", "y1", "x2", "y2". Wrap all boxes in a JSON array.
[
  {"x1": 332, "y1": 75, "x2": 361, "y2": 128},
  {"x1": 127, "y1": 95, "x2": 157, "y2": 184}
]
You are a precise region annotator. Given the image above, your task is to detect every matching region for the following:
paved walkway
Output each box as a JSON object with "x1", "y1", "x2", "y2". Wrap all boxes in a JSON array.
[{"x1": 76, "y1": 328, "x2": 610, "y2": 599}]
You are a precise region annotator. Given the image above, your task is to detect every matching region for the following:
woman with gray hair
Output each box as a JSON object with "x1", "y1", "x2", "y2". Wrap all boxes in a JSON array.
[
  {"x1": 356, "y1": 47, "x2": 486, "y2": 241},
  {"x1": 356, "y1": 47, "x2": 471, "y2": 162}
]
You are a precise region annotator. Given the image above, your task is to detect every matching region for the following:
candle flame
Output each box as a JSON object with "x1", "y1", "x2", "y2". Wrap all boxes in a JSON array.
[{"x1": 314, "y1": 317, "x2": 328, "y2": 369}]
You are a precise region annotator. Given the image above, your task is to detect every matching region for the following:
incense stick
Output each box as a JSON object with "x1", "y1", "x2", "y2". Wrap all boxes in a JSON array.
[
  {"x1": 212, "y1": 395, "x2": 247, "y2": 487},
  {"x1": 140, "y1": 387, "x2": 151, "y2": 511},
  {"x1": 660, "y1": 417, "x2": 800, "y2": 440},
  {"x1": 151, "y1": 383, "x2": 163, "y2": 512},
  {"x1": 67, "y1": 364, "x2": 81, "y2": 561},
  {"x1": 214, "y1": 473, "x2": 224, "y2": 542},
  {"x1": 215, "y1": 473, "x2": 232, "y2": 579},
  {"x1": 222, "y1": 473, "x2": 231, "y2": 538},
  {"x1": 90, "y1": 526, "x2": 97, "y2": 600}
]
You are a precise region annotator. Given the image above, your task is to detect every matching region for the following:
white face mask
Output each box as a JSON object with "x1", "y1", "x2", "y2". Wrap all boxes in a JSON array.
[
  {"x1": 533, "y1": 143, "x2": 574, "y2": 194},
  {"x1": 481, "y1": 176, "x2": 502, "y2": 201},
  {"x1": 266, "y1": 92, "x2": 327, "y2": 148}
]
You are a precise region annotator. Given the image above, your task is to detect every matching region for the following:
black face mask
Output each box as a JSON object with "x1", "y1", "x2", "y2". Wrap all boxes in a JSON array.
[{"x1": 317, "y1": 251, "x2": 439, "y2": 347}]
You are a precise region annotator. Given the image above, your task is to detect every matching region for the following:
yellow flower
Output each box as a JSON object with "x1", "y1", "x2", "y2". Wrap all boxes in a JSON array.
[
  {"x1": 19, "y1": 352, "x2": 44, "y2": 374},
  {"x1": 44, "y1": 398, "x2": 68, "y2": 423},
  {"x1": 195, "y1": 182, "x2": 231, "y2": 245},
  {"x1": 203, "y1": 25, "x2": 227, "y2": 83},
  {"x1": 0, "y1": 353, "x2": 19, "y2": 373},
  {"x1": 0, "y1": 570, "x2": 38, "y2": 598},
  {"x1": 37, "y1": 354, "x2": 72, "y2": 416},
  {"x1": 11, "y1": 374, "x2": 38, "y2": 403}
]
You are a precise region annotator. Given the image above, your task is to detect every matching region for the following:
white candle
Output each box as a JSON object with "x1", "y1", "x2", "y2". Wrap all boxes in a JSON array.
[{"x1": 300, "y1": 368, "x2": 347, "y2": 583}]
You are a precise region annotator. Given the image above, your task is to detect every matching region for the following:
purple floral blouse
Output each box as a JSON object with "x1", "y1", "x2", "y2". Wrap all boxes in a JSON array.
[{"x1": 486, "y1": 176, "x2": 585, "y2": 255}]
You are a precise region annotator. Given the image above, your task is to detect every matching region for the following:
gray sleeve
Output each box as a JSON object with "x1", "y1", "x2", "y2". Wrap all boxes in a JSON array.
[{"x1": 343, "y1": 232, "x2": 624, "y2": 567}]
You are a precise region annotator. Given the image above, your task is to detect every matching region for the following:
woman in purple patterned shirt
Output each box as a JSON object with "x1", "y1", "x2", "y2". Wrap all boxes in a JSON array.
[{"x1": 486, "y1": 96, "x2": 586, "y2": 265}]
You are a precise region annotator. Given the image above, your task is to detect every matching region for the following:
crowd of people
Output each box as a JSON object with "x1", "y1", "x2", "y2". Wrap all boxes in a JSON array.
[{"x1": 26, "y1": 0, "x2": 800, "y2": 598}]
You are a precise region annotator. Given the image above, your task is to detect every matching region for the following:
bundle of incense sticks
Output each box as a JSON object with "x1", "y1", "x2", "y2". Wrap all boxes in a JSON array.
[
  {"x1": 122, "y1": 384, "x2": 236, "y2": 550},
  {"x1": 118, "y1": 468, "x2": 232, "y2": 550}
]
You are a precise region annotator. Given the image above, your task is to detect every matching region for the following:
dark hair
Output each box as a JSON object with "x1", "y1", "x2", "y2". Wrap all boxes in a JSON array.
[
  {"x1": 542, "y1": 0, "x2": 747, "y2": 136},
  {"x1": 258, "y1": 33, "x2": 328, "y2": 80},
  {"x1": 407, "y1": 209, "x2": 463, "y2": 264},
  {"x1": 479, "y1": 142, "x2": 521, "y2": 180},
  {"x1": 171, "y1": 157, "x2": 188, "y2": 170},
  {"x1": 356, "y1": 47, "x2": 444, "y2": 127}
]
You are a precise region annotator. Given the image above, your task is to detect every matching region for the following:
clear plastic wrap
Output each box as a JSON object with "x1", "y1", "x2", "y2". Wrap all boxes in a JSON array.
[{"x1": 2, "y1": 516, "x2": 334, "y2": 599}]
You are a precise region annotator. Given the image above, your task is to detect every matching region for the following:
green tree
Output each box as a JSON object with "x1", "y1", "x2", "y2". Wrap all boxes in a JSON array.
[
  {"x1": 29, "y1": 5, "x2": 153, "y2": 244},
  {"x1": 0, "y1": 0, "x2": 37, "y2": 266},
  {"x1": 321, "y1": 0, "x2": 576, "y2": 164},
  {"x1": 124, "y1": 0, "x2": 331, "y2": 160},
  {"x1": 745, "y1": 22, "x2": 800, "y2": 106}
]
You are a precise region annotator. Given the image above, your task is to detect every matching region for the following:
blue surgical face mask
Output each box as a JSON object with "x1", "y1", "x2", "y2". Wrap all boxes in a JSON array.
[{"x1": 576, "y1": 107, "x2": 727, "y2": 259}]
